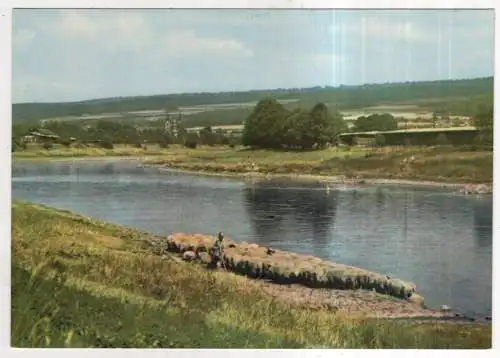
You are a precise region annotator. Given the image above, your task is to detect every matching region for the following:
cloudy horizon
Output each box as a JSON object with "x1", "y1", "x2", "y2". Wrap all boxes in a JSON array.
[{"x1": 12, "y1": 9, "x2": 495, "y2": 103}]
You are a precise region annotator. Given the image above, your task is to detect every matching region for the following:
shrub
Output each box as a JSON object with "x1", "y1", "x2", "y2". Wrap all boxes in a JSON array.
[
  {"x1": 134, "y1": 143, "x2": 143, "y2": 149},
  {"x1": 99, "y1": 141, "x2": 114, "y2": 150},
  {"x1": 184, "y1": 134, "x2": 199, "y2": 149},
  {"x1": 158, "y1": 141, "x2": 169, "y2": 149},
  {"x1": 435, "y1": 134, "x2": 450, "y2": 146},
  {"x1": 59, "y1": 139, "x2": 72, "y2": 147},
  {"x1": 74, "y1": 142, "x2": 87, "y2": 149},
  {"x1": 42, "y1": 142, "x2": 54, "y2": 150},
  {"x1": 184, "y1": 140, "x2": 198, "y2": 149},
  {"x1": 11, "y1": 138, "x2": 26, "y2": 152},
  {"x1": 374, "y1": 134, "x2": 386, "y2": 147}
]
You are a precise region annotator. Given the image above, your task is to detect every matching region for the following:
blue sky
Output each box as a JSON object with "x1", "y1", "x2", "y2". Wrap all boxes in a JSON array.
[{"x1": 12, "y1": 9, "x2": 495, "y2": 103}]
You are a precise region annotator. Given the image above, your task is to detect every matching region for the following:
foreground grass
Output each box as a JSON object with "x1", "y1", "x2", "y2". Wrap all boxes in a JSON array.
[
  {"x1": 11, "y1": 201, "x2": 491, "y2": 348},
  {"x1": 14, "y1": 144, "x2": 492, "y2": 183}
]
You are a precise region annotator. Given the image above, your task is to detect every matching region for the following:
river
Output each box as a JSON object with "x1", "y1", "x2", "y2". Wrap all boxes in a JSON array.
[{"x1": 11, "y1": 159, "x2": 492, "y2": 317}]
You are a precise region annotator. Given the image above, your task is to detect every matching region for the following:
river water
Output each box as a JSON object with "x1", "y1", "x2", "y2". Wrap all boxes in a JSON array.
[{"x1": 11, "y1": 160, "x2": 492, "y2": 317}]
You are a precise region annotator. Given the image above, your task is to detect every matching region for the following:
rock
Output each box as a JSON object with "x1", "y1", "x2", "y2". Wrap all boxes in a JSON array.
[
  {"x1": 485, "y1": 316, "x2": 492, "y2": 321},
  {"x1": 267, "y1": 248, "x2": 276, "y2": 256},
  {"x1": 407, "y1": 293, "x2": 424, "y2": 307},
  {"x1": 198, "y1": 252, "x2": 212, "y2": 264},
  {"x1": 182, "y1": 250, "x2": 196, "y2": 261},
  {"x1": 440, "y1": 304, "x2": 451, "y2": 312}
]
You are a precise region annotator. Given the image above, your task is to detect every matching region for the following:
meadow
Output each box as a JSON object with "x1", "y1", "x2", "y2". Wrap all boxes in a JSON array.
[
  {"x1": 13, "y1": 144, "x2": 493, "y2": 184},
  {"x1": 11, "y1": 201, "x2": 492, "y2": 348}
]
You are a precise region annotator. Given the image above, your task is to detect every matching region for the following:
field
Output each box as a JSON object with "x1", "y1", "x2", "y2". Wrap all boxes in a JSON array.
[
  {"x1": 37, "y1": 102, "x2": 472, "y2": 132},
  {"x1": 13, "y1": 144, "x2": 493, "y2": 184},
  {"x1": 11, "y1": 201, "x2": 492, "y2": 348}
]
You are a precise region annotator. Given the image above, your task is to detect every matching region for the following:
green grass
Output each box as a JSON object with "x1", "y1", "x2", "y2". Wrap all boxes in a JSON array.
[
  {"x1": 13, "y1": 142, "x2": 492, "y2": 184},
  {"x1": 11, "y1": 201, "x2": 491, "y2": 348},
  {"x1": 12, "y1": 143, "x2": 170, "y2": 160},
  {"x1": 143, "y1": 145, "x2": 492, "y2": 184}
]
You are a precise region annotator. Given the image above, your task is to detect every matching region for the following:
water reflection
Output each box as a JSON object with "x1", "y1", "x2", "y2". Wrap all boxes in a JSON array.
[
  {"x1": 243, "y1": 181, "x2": 339, "y2": 253},
  {"x1": 473, "y1": 199, "x2": 493, "y2": 249}
]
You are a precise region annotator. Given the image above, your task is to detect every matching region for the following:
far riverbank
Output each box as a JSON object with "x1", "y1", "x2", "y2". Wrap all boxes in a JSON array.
[{"x1": 12, "y1": 145, "x2": 493, "y2": 189}]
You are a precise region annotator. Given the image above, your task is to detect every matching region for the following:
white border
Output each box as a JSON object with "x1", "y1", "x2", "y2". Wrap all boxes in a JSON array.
[
  {"x1": 3, "y1": 0, "x2": 498, "y2": 9},
  {"x1": 1, "y1": 1, "x2": 498, "y2": 358}
]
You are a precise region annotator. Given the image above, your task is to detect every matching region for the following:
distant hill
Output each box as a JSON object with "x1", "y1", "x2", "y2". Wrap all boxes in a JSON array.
[{"x1": 12, "y1": 77, "x2": 493, "y2": 123}]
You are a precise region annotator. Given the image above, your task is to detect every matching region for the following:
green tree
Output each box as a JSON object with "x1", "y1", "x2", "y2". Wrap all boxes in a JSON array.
[
  {"x1": 374, "y1": 134, "x2": 386, "y2": 147},
  {"x1": 305, "y1": 103, "x2": 339, "y2": 149},
  {"x1": 354, "y1": 113, "x2": 398, "y2": 132},
  {"x1": 242, "y1": 99, "x2": 288, "y2": 148},
  {"x1": 473, "y1": 105, "x2": 493, "y2": 145},
  {"x1": 282, "y1": 109, "x2": 308, "y2": 148},
  {"x1": 184, "y1": 133, "x2": 199, "y2": 148},
  {"x1": 199, "y1": 126, "x2": 217, "y2": 146}
]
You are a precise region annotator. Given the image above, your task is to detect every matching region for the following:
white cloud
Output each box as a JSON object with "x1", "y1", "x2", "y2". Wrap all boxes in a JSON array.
[
  {"x1": 13, "y1": 29, "x2": 35, "y2": 47},
  {"x1": 358, "y1": 16, "x2": 429, "y2": 42},
  {"x1": 13, "y1": 75, "x2": 106, "y2": 103},
  {"x1": 50, "y1": 11, "x2": 151, "y2": 50},
  {"x1": 58, "y1": 12, "x2": 98, "y2": 39},
  {"x1": 49, "y1": 11, "x2": 253, "y2": 58},
  {"x1": 163, "y1": 30, "x2": 254, "y2": 57}
]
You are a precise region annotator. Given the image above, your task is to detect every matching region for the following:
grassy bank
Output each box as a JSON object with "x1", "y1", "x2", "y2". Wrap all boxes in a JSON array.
[
  {"x1": 12, "y1": 143, "x2": 169, "y2": 160},
  {"x1": 11, "y1": 201, "x2": 491, "y2": 348},
  {"x1": 144, "y1": 145, "x2": 492, "y2": 184},
  {"x1": 14, "y1": 144, "x2": 492, "y2": 183}
]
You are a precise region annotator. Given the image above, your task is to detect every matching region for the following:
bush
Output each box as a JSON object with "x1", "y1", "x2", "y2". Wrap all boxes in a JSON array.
[
  {"x1": 59, "y1": 139, "x2": 72, "y2": 147},
  {"x1": 374, "y1": 134, "x2": 386, "y2": 147},
  {"x1": 158, "y1": 141, "x2": 169, "y2": 149},
  {"x1": 468, "y1": 134, "x2": 493, "y2": 152},
  {"x1": 134, "y1": 143, "x2": 143, "y2": 149},
  {"x1": 42, "y1": 142, "x2": 54, "y2": 150},
  {"x1": 184, "y1": 134, "x2": 199, "y2": 149},
  {"x1": 99, "y1": 141, "x2": 114, "y2": 150},
  {"x1": 435, "y1": 134, "x2": 450, "y2": 146},
  {"x1": 11, "y1": 138, "x2": 26, "y2": 152},
  {"x1": 73, "y1": 142, "x2": 87, "y2": 149},
  {"x1": 184, "y1": 140, "x2": 198, "y2": 149}
]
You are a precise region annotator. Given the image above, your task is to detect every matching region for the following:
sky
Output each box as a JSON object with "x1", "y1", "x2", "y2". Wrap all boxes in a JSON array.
[{"x1": 12, "y1": 8, "x2": 495, "y2": 103}]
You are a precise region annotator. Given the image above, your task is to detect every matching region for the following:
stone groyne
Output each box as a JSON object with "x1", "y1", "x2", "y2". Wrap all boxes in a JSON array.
[{"x1": 151, "y1": 233, "x2": 421, "y2": 302}]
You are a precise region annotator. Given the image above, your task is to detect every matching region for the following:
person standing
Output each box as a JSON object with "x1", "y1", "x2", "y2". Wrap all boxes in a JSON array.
[{"x1": 209, "y1": 232, "x2": 225, "y2": 269}]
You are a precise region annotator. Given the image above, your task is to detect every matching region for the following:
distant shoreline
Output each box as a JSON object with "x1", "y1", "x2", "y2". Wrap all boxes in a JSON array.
[
  {"x1": 13, "y1": 154, "x2": 491, "y2": 191},
  {"x1": 144, "y1": 164, "x2": 479, "y2": 190}
]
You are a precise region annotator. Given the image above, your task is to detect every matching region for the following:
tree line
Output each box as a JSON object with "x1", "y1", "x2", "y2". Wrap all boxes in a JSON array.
[
  {"x1": 12, "y1": 97, "x2": 493, "y2": 152},
  {"x1": 11, "y1": 118, "x2": 240, "y2": 151},
  {"x1": 13, "y1": 77, "x2": 493, "y2": 123}
]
